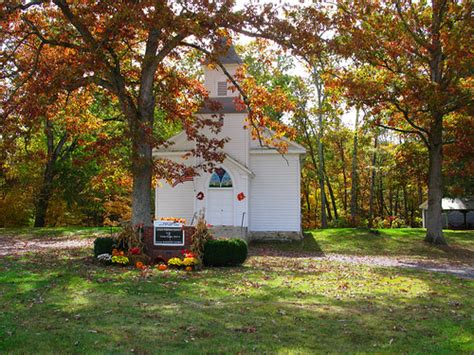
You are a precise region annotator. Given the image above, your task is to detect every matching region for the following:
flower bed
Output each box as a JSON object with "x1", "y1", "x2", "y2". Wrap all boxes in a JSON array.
[{"x1": 93, "y1": 218, "x2": 247, "y2": 273}]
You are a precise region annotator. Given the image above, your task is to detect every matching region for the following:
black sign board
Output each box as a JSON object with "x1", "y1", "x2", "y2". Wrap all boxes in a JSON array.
[{"x1": 154, "y1": 221, "x2": 185, "y2": 246}]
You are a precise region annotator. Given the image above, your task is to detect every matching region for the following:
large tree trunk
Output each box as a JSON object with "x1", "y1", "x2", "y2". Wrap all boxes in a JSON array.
[
  {"x1": 424, "y1": 129, "x2": 446, "y2": 244},
  {"x1": 130, "y1": 133, "x2": 153, "y2": 227},
  {"x1": 130, "y1": 34, "x2": 160, "y2": 227},
  {"x1": 34, "y1": 119, "x2": 68, "y2": 227},
  {"x1": 424, "y1": 2, "x2": 447, "y2": 245},
  {"x1": 34, "y1": 161, "x2": 55, "y2": 227},
  {"x1": 131, "y1": 96, "x2": 154, "y2": 226}
]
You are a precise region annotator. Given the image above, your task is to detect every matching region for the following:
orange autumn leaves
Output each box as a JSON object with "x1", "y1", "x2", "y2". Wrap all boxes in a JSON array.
[{"x1": 232, "y1": 65, "x2": 296, "y2": 154}]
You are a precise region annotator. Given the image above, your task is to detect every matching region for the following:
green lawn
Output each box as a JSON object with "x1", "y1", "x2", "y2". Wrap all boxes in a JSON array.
[
  {"x1": 0, "y1": 228, "x2": 473, "y2": 353},
  {"x1": 262, "y1": 228, "x2": 474, "y2": 264},
  {"x1": 0, "y1": 226, "x2": 119, "y2": 239}
]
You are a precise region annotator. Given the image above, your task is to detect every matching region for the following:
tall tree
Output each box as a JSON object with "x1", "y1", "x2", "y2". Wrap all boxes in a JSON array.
[
  {"x1": 335, "y1": 0, "x2": 473, "y2": 244},
  {"x1": 1, "y1": 1, "x2": 289, "y2": 226}
]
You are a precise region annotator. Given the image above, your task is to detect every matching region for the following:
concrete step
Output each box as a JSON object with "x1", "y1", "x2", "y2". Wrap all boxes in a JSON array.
[{"x1": 209, "y1": 226, "x2": 248, "y2": 241}]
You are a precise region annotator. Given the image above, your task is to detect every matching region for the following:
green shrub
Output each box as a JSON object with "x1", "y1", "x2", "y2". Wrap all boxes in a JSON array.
[
  {"x1": 328, "y1": 217, "x2": 351, "y2": 228},
  {"x1": 203, "y1": 238, "x2": 248, "y2": 267},
  {"x1": 93, "y1": 237, "x2": 116, "y2": 257}
]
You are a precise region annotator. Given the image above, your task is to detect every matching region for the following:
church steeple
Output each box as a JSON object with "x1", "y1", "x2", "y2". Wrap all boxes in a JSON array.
[
  {"x1": 214, "y1": 38, "x2": 243, "y2": 65},
  {"x1": 202, "y1": 38, "x2": 241, "y2": 99},
  {"x1": 197, "y1": 38, "x2": 246, "y2": 114}
]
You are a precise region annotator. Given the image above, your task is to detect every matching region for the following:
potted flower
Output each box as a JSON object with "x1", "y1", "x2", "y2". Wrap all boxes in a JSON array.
[{"x1": 167, "y1": 257, "x2": 183, "y2": 269}]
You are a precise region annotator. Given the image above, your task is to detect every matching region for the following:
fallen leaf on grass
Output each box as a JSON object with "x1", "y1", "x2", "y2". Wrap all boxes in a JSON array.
[{"x1": 234, "y1": 327, "x2": 257, "y2": 333}]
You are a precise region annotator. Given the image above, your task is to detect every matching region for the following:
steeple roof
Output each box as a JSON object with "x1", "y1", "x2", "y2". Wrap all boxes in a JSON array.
[{"x1": 214, "y1": 38, "x2": 243, "y2": 65}]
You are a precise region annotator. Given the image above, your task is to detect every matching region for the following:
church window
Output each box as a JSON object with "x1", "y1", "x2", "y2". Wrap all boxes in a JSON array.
[{"x1": 209, "y1": 168, "x2": 233, "y2": 188}]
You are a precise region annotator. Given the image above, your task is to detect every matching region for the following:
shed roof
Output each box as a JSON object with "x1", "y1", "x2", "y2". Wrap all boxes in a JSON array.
[{"x1": 419, "y1": 198, "x2": 474, "y2": 210}]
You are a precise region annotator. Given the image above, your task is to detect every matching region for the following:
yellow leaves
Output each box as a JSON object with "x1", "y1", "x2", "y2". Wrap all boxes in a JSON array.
[{"x1": 103, "y1": 196, "x2": 132, "y2": 227}]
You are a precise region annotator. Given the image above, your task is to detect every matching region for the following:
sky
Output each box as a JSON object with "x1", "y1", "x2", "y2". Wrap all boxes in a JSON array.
[{"x1": 232, "y1": 0, "x2": 357, "y2": 127}]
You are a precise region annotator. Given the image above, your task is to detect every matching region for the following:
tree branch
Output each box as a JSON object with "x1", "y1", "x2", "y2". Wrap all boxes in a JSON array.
[
  {"x1": 376, "y1": 123, "x2": 429, "y2": 147},
  {"x1": 180, "y1": 41, "x2": 273, "y2": 150}
]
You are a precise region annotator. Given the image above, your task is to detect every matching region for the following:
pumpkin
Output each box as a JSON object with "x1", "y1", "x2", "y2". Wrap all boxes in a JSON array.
[
  {"x1": 185, "y1": 266, "x2": 193, "y2": 271},
  {"x1": 158, "y1": 264, "x2": 168, "y2": 271}
]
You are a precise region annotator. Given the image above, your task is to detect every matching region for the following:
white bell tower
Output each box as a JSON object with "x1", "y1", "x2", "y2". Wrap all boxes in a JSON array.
[{"x1": 203, "y1": 41, "x2": 243, "y2": 99}]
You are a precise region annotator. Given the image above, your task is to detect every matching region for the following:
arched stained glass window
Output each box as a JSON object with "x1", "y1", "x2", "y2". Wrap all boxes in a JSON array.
[{"x1": 209, "y1": 168, "x2": 233, "y2": 188}]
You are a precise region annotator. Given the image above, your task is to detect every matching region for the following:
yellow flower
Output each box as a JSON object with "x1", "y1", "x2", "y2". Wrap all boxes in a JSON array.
[
  {"x1": 112, "y1": 255, "x2": 129, "y2": 265},
  {"x1": 167, "y1": 258, "x2": 182, "y2": 267},
  {"x1": 183, "y1": 257, "x2": 197, "y2": 266}
]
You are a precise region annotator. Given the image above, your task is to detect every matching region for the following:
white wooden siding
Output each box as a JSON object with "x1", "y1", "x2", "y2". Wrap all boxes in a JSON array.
[
  {"x1": 249, "y1": 153, "x2": 301, "y2": 232},
  {"x1": 155, "y1": 180, "x2": 195, "y2": 224},
  {"x1": 199, "y1": 113, "x2": 248, "y2": 165},
  {"x1": 203, "y1": 65, "x2": 239, "y2": 97}
]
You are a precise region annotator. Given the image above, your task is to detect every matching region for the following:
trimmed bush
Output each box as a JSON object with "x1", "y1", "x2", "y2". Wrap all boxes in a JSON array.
[
  {"x1": 203, "y1": 238, "x2": 248, "y2": 267},
  {"x1": 93, "y1": 237, "x2": 116, "y2": 257}
]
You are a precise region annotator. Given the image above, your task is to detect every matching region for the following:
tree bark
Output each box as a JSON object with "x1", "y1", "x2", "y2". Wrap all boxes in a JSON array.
[
  {"x1": 326, "y1": 174, "x2": 339, "y2": 220},
  {"x1": 325, "y1": 189, "x2": 333, "y2": 221},
  {"x1": 300, "y1": 116, "x2": 320, "y2": 228},
  {"x1": 34, "y1": 161, "x2": 55, "y2": 227},
  {"x1": 34, "y1": 119, "x2": 68, "y2": 227},
  {"x1": 315, "y1": 84, "x2": 327, "y2": 228},
  {"x1": 379, "y1": 172, "x2": 384, "y2": 218},
  {"x1": 338, "y1": 138, "x2": 348, "y2": 213},
  {"x1": 424, "y1": 1, "x2": 447, "y2": 245},
  {"x1": 350, "y1": 108, "x2": 360, "y2": 225},
  {"x1": 130, "y1": 128, "x2": 153, "y2": 227},
  {"x1": 403, "y1": 185, "x2": 409, "y2": 223},
  {"x1": 368, "y1": 132, "x2": 378, "y2": 227},
  {"x1": 394, "y1": 187, "x2": 400, "y2": 217},
  {"x1": 303, "y1": 182, "x2": 311, "y2": 215},
  {"x1": 424, "y1": 125, "x2": 446, "y2": 244},
  {"x1": 131, "y1": 81, "x2": 155, "y2": 226}
]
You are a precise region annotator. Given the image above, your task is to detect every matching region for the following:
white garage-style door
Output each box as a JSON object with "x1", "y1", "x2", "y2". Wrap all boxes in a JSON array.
[{"x1": 206, "y1": 168, "x2": 234, "y2": 226}]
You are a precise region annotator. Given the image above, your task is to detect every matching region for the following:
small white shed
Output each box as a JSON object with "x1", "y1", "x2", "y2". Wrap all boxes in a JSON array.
[
  {"x1": 419, "y1": 198, "x2": 474, "y2": 229},
  {"x1": 153, "y1": 43, "x2": 305, "y2": 240}
]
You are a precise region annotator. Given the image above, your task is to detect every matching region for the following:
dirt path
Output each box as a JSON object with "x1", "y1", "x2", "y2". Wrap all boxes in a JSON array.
[
  {"x1": 0, "y1": 235, "x2": 93, "y2": 257},
  {"x1": 250, "y1": 247, "x2": 474, "y2": 279},
  {"x1": 1, "y1": 233, "x2": 472, "y2": 279},
  {"x1": 323, "y1": 253, "x2": 474, "y2": 279}
]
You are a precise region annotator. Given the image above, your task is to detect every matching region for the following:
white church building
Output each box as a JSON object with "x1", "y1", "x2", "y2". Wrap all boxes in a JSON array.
[{"x1": 153, "y1": 44, "x2": 305, "y2": 240}]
